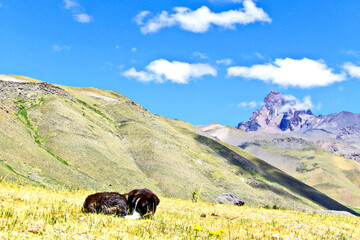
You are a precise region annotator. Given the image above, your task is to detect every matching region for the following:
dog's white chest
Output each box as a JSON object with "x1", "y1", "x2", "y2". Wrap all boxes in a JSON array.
[{"x1": 124, "y1": 210, "x2": 141, "y2": 220}]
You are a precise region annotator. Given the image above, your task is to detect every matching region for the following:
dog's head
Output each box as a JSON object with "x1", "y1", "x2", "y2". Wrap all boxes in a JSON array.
[{"x1": 127, "y1": 188, "x2": 160, "y2": 218}]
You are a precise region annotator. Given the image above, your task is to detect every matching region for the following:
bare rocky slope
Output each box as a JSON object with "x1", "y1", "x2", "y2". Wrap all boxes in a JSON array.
[{"x1": 1, "y1": 74, "x2": 358, "y2": 215}]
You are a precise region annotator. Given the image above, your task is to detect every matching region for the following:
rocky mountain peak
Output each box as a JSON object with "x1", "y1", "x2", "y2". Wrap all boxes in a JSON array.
[
  {"x1": 262, "y1": 91, "x2": 286, "y2": 116},
  {"x1": 236, "y1": 91, "x2": 360, "y2": 161},
  {"x1": 238, "y1": 91, "x2": 315, "y2": 133},
  {"x1": 264, "y1": 90, "x2": 283, "y2": 103}
]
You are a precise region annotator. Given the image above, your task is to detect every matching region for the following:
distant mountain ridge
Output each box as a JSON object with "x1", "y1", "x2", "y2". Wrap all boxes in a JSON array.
[{"x1": 237, "y1": 90, "x2": 360, "y2": 161}]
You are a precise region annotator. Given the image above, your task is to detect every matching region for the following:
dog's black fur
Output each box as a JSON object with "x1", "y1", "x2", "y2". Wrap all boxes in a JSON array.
[
  {"x1": 82, "y1": 192, "x2": 127, "y2": 216},
  {"x1": 127, "y1": 188, "x2": 160, "y2": 218}
]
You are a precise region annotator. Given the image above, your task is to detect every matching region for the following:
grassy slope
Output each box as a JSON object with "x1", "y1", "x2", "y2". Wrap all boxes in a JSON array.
[
  {"x1": 0, "y1": 75, "x2": 358, "y2": 215},
  {"x1": 204, "y1": 126, "x2": 360, "y2": 208},
  {"x1": 0, "y1": 181, "x2": 359, "y2": 240},
  {"x1": 243, "y1": 139, "x2": 360, "y2": 208}
]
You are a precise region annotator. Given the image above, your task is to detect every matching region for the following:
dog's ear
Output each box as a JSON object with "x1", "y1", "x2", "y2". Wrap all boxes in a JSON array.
[
  {"x1": 150, "y1": 194, "x2": 160, "y2": 214},
  {"x1": 154, "y1": 194, "x2": 160, "y2": 206}
]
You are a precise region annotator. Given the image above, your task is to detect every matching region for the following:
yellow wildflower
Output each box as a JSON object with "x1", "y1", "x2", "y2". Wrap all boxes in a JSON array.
[
  {"x1": 194, "y1": 224, "x2": 203, "y2": 231},
  {"x1": 209, "y1": 229, "x2": 225, "y2": 236},
  {"x1": 209, "y1": 230, "x2": 218, "y2": 236}
]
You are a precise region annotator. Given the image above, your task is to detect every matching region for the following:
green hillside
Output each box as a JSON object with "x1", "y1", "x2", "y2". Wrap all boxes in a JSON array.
[
  {"x1": 198, "y1": 123, "x2": 360, "y2": 208},
  {"x1": 0, "y1": 75, "x2": 358, "y2": 215},
  {"x1": 241, "y1": 136, "x2": 360, "y2": 208}
]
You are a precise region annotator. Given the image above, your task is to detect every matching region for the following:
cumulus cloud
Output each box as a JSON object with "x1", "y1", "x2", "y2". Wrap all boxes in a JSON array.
[
  {"x1": 238, "y1": 101, "x2": 258, "y2": 109},
  {"x1": 136, "y1": 0, "x2": 271, "y2": 34},
  {"x1": 123, "y1": 59, "x2": 217, "y2": 84},
  {"x1": 216, "y1": 59, "x2": 233, "y2": 65},
  {"x1": 63, "y1": 0, "x2": 92, "y2": 23},
  {"x1": 52, "y1": 45, "x2": 70, "y2": 52},
  {"x1": 74, "y1": 13, "x2": 91, "y2": 23},
  {"x1": 280, "y1": 95, "x2": 313, "y2": 113},
  {"x1": 343, "y1": 62, "x2": 360, "y2": 78},
  {"x1": 131, "y1": 47, "x2": 137, "y2": 52},
  {"x1": 64, "y1": 0, "x2": 77, "y2": 9},
  {"x1": 134, "y1": 11, "x2": 151, "y2": 25},
  {"x1": 123, "y1": 68, "x2": 159, "y2": 82},
  {"x1": 227, "y1": 58, "x2": 346, "y2": 88}
]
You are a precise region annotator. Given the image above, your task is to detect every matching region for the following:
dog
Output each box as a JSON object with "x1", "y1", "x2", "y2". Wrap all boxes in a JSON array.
[
  {"x1": 125, "y1": 188, "x2": 160, "y2": 219},
  {"x1": 82, "y1": 192, "x2": 127, "y2": 216}
]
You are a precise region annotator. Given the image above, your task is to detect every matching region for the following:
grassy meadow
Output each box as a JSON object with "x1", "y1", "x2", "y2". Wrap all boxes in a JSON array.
[{"x1": 0, "y1": 181, "x2": 359, "y2": 239}]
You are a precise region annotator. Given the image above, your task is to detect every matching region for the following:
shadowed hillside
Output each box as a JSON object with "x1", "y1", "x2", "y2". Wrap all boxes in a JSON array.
[
  {"x1": 198, "y1": 123, "x2": 360, "y2": 209},
  {"x1": 195, "y1": 134, "x2": 360, "y2": 214},
  {"x1": 0, "y1": 74, "x2": 358, "y2": 215}
]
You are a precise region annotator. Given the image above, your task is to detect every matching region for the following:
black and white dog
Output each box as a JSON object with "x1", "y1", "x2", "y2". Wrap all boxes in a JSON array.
[
  {"x1": 82, "y1": 188, "x2": 160, "y2": 219},
  {"x1": 125, "y1": 188, "x2": 160, "y2": 219}
]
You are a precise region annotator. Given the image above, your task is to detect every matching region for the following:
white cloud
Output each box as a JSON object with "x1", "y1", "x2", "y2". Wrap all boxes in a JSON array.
[
  {"x1": 193, "y1": 52, "x2": 207, "y2": 59},
  {"x1": 123, "y1": 59, "x2": 217, "y2": 84},
  {"x1": 136, "y1": 0, "x2": 271, "y2": 34},
  {"x1": 134, "y1": 11, "x2": 151, "y2": 25},
  {"x1": 227, "y1": 58, "x2": 346, "y2": 88},
  {"x1": 343, "y1": 62, "x2": 360, "y2": 78},
  {"x1": 216, "y1": 59, "x2": 233, "y2": 65},
  {"x1": 52, "y1": 45, "x2": 70, "y2": 52},
  {"x1": 280, "y1": 95, "x2": 313, "y2": 113},
  {"x1": 238, "y1": 101, "x2": 258, "y2": 109},
  {"x1": 64, "y1": 0, "x2": 78, "y2": 9},
  {"x1": 63, "y1": 0, "x2": 92, "y2": 23},
  {"x1": 123, "y1": 68, "x2": 159, "y2": 82},
  {"x1": 131, "y1": 47, "x2": 137, "y2": 52},
  {"x1": 74, "y1": 13, "x2": 91, "y2": 23}
]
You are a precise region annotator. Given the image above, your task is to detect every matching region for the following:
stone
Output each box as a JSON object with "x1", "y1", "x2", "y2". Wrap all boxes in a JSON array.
[{"x1": 213, "y1": 193, "x2": 244, "y2": 206}]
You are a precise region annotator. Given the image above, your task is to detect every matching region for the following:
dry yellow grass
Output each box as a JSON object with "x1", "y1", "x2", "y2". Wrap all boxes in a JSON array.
[{"x1": 0, "y1": 181, "x2": 359, "y2": 239}]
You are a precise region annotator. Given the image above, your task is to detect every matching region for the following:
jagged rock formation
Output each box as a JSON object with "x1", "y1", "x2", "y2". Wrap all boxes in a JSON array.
[
  {"x1": 237, "y1": 91, "x2": 316, "y2": 133},
  {"x1": 237, "y1": 91, "x2": 360, "y2": 161}
]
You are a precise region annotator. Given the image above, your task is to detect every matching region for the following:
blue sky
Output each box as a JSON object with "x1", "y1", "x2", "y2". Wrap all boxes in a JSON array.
[{"x1": 1, "y1": 0, "x2": 360, "y2": 126}]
